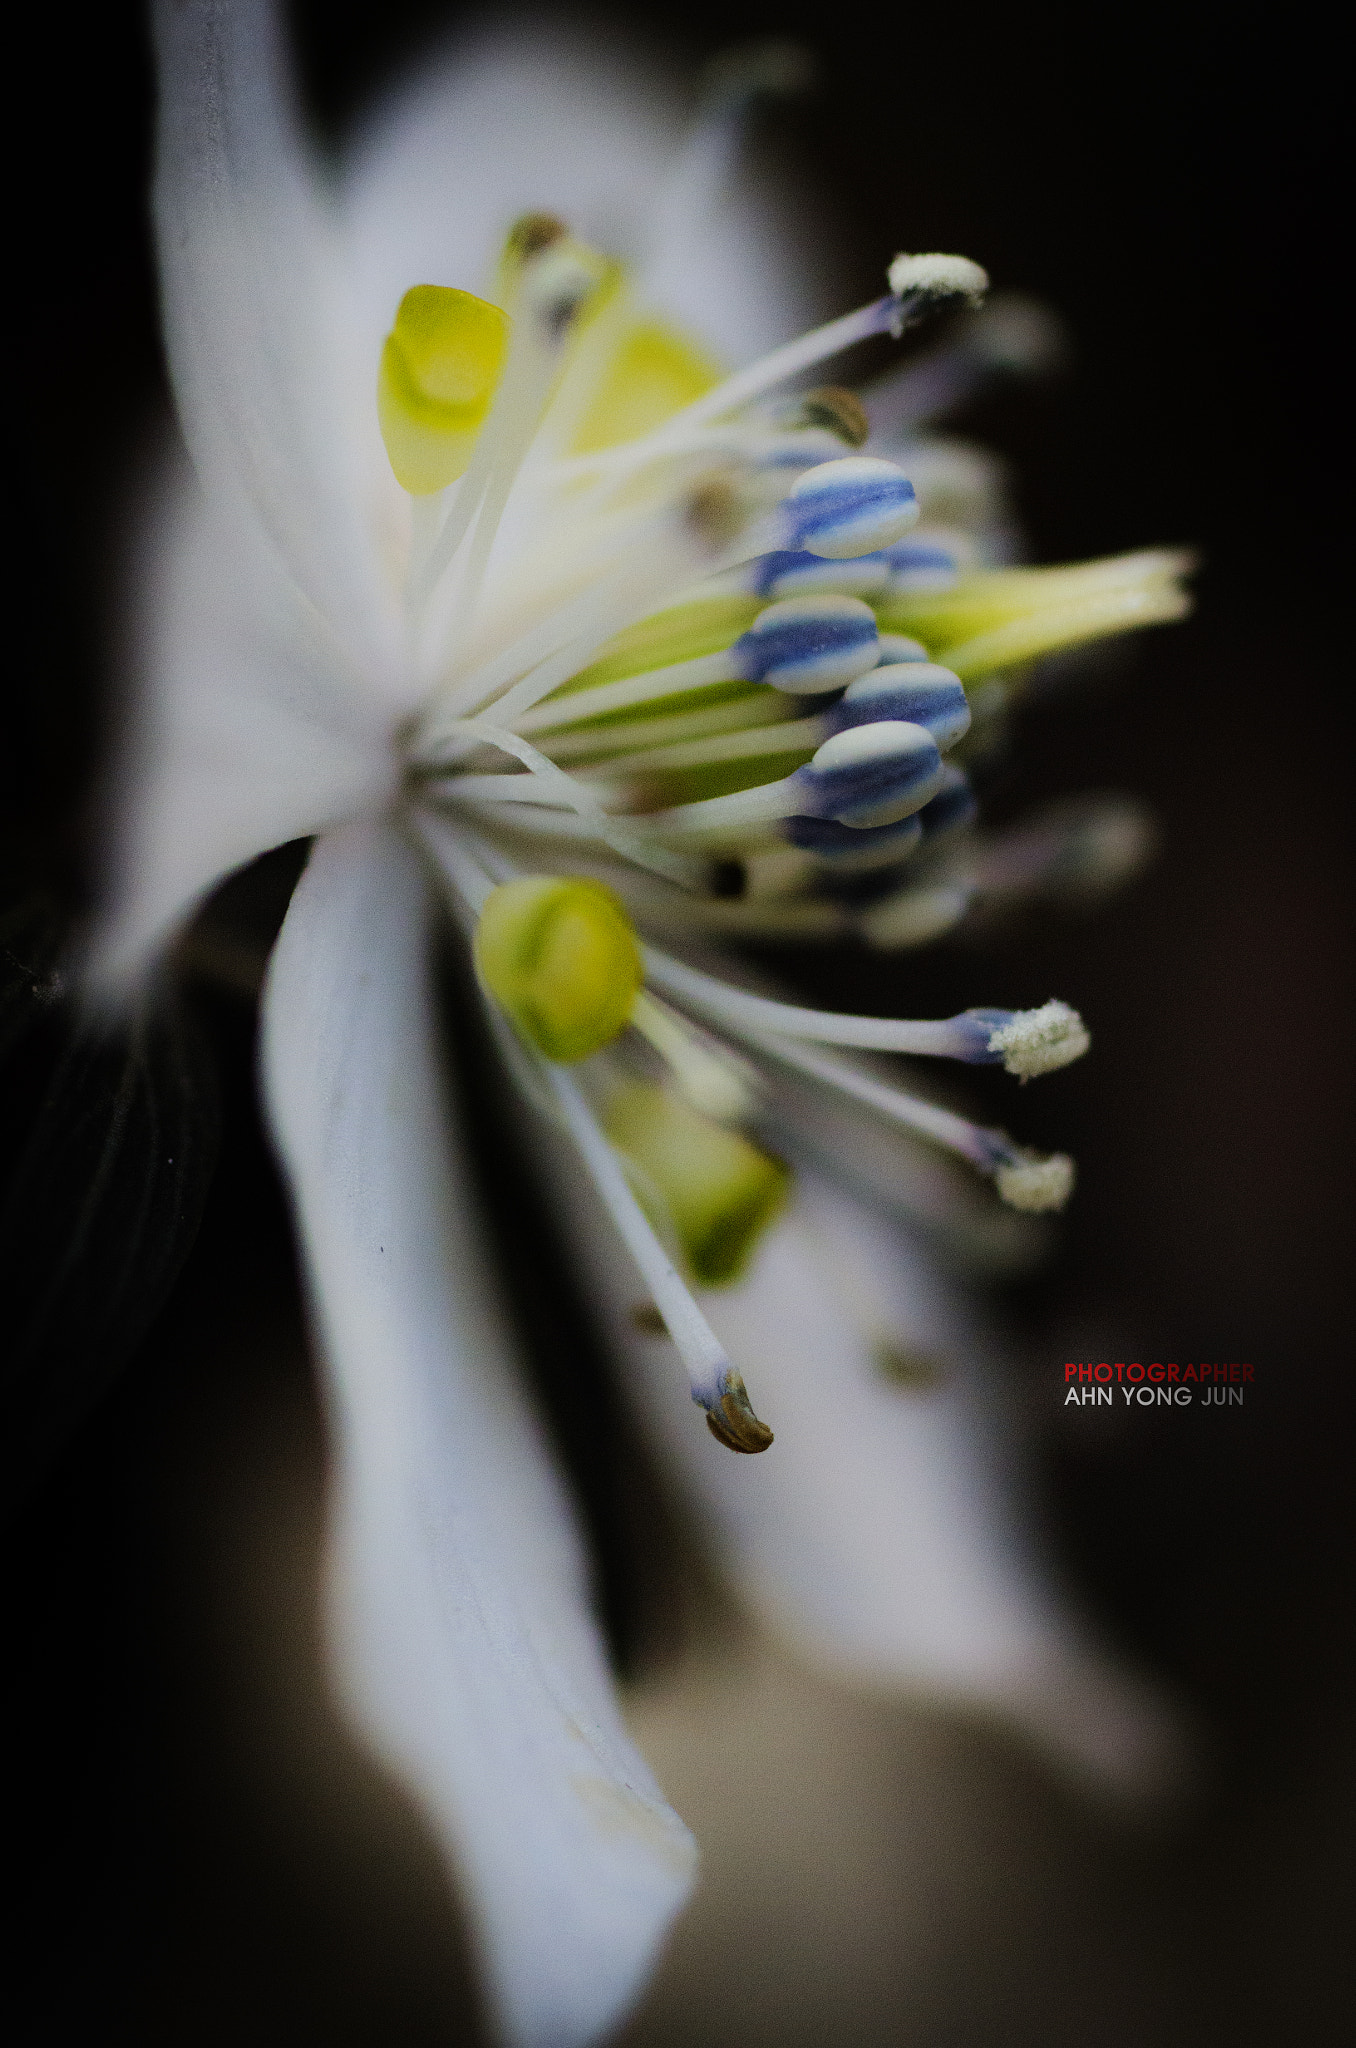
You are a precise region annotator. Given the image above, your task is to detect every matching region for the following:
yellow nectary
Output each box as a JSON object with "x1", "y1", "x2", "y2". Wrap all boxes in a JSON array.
[
  {"x1": 377, "y1": 285, "x2": 510, "y2": 494},
  {"x1": 604, "y1": 1083, "x2": 790, "y2": 1286},
  {"x1": 474, "y1": 877, "x2": 642, "y2": 1063}
]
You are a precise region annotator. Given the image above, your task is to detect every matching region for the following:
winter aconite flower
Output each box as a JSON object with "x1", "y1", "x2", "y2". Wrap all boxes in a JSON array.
[{"x1": 96, "y1": 6, "x2": 1192, "y2": 2043}]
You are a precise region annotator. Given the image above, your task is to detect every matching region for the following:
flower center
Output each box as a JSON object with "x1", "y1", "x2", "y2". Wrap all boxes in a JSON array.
[{"x1": 377, "y1": 213, "x2": 1189, "y2": 1456}]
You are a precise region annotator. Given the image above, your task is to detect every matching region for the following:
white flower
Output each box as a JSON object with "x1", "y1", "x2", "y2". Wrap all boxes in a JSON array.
[{"x1": 95, "y1": 5, "x2": 1193, "y2": 2042}]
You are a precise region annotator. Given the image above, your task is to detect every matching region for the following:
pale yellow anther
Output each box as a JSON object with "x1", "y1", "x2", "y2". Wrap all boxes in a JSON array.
[
  {"x1": 604, "y1": 1083, "x2": 790, "y2": 1286},
  {"x1": 500, "y1": 212, "x2": 570, "y2": 273},
  {"x1": 377, "y1": 285, "x2": 510, "y2": 494},
  {"x1": 474, "y1": 876, "x2": 642, "y2": 1063},
  {"x1": 496, "y1": 215, "x2": 615, "y2": 328},
  {"x1": 570, "y1": 321, "x2": 722, "y2": 454}
]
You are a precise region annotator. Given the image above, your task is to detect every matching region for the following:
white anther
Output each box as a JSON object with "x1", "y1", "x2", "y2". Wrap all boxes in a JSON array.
[
  {"x1": 888, "y1": 253, "x2": 990, "y2": 305},
  {"x1": 985, "y1": 1000, "x2": 1090, "y2": 1078},
  {"x1": 970, "y1": 293, "x2": 1068, "y2": 373},
  {"x1": 995, "y1": 1152, "x2": 1075, "y2": 1212}
]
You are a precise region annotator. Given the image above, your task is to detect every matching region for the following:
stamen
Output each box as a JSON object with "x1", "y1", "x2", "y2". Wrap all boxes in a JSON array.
[
  {"x1": 983, "y1": 999, "x2": 1090, "y2": 1078},
  {"x1": 780, "y1": 812, "x2": 923, "y2": 874},
  {"x1": 510, "y1": 590, "x2": 877, "y2": 739},
  {"x1": 540, "y1": 691, "x2": 793, "y2": 765},
  {"x1": 462, "y1": 517, "x2": 716, "y2": 727},
  {"x1": 637, "y1": 718, "x2": 944, "y2": 837},
  {"x1": 883, "y1": 536, "x2": 966, "y2": 594},
  {"x1": 792, "y1": 385, "x2": 871, "y2": 445},
  {"x1": 643, "y1": 252, "x2": 988, "y2": 449},
  {"x1": 748, "y1": 533, "x2": 961, "y2": 603},
  {"x1": 603, "y1": 1081, "x2": 790, "y2": 1287},
  {"x1": 916, "y1": 766, "x2": 979, "y2": 840},
  {"x1": 571, "y1": 713, "x2": 820, "y2": 783},
  {"x1": 415, "y1": 813, "x2": 495, "y2": 913},
  {"x1": 640, "y1": 948, "x2": 1085, "y2": 1071},
  {"x1": 630, "y1": 990, "x2": 762, "y2": 1123},
  {"x1": 752, "y1": 549, "x2": 895, "y2": 600},
  {"x1": 734, "y1": 594, "x2": 880, "y2": 692},
  {"x1": 781, "y1": 457, "x2": 919, "y2": 559},
  {"x1": 496, "y1": 211, "x2": 569, "y2": 291},
  {"x1": 993, "y1": 1151, "x2": 1076, "y2": 1211},
  {"x1": 965, "y1": 795, "x2": 1157, "y2": 904},
  {"x1": 885, "y1": 252, "x2": 990, "y2": 310},
  {"x1": 864, "y1": 291, "x2": 1067, "y2": 437},
  {"x1": 410, "y1": 240, "x2": 609, "y2": 616},
  {"x1": 797, "y1": 721, "x2": 945, "y2": 827},
  {"x1": 515, "y1": 650, "x2": 737, "y2": 735},
  {"x1": 429, "y1": 721, "x2": 707, "y2": 887},
  {"x1": 825, "y1": 662, "x2": 971, "y2": 748},
  {"x1": 858, "y1": 878, "x2": 975, "y2": 949},
  {"x1": 702, "y1": 1377, "x2": 778, "y2": 1455},
  {"x1": 544, "y1": 1066, "x2": 775, "y2": 1449},
  {"x1": 416, "y1": 518, "x2": 720, "y2": 749},
  {"x1": 651, "y1": 296, "x2": 903, "y2": 437},
  {"x1": 744, "y1": 1034, "x2": 1074, "y2": 1211}
]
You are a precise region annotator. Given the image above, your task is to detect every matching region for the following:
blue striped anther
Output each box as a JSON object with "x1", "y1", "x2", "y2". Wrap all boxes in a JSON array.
[
  {"x1": 882, "y1": 537, "x2": 960, "y2": 593},
  {"x1": 733, "y1": 594, "x2": 880, "y2": 695},
  {"x1": 785, "y1": 457, "x2": 919, "y2": 560},
  {"x1": 753, "y1": 549, "x2": 895, "y2": 601},
  {"x1": 785, "y1": 812, "x2": 923, "y2": 858},
  {"x1": 875, "y1": 633, "x2": 930, "y2": 663},
  {"x1": 827, "y1": 662, "x2": 971, "y2": 750},
  {"x1": 918, "y1": 766, "x2": 978, "y2": 839},
  {"x1": 793, "y1": 720, "x2": 944, "y2": 828}
]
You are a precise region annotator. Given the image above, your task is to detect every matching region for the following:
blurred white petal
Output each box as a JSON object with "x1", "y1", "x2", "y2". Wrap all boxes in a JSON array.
[
  {"x1": 261, "y1": 822, "x2": 696, "y2": 2048},
  {"x1": 153, "y1": 0, "x2": 399, "y2": 669},
  {"x1": 551, "y1": 1154, "x2": 1186, "y2": 1800},
  {"x1": 341, "y1": 20, "x2": 833, "y2": 376},
  {"x1": 94, "y1": 468, "x2": 398, "y2": 986}
]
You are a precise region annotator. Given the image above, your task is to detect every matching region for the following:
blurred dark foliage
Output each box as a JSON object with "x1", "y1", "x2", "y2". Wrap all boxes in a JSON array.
[
  {"x1": 2, "y1": 0, "x2": 1352, "y2": 2041},
  {"x1": 0, "y1": 886, "x2": 219, "y2": 1507}
]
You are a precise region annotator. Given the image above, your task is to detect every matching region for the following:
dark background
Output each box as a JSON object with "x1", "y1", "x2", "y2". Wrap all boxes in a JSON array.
[{"x1": 4, "y1": 1, "x2": 1351, "y2": 2041}]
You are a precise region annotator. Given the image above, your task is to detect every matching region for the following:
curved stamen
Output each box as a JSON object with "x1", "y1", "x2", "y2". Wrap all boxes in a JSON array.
[
  {"x1": 583, "y1": 259, "x2": 987, "y2": 475},
  {"x1": 542, "y1": 692, "x2": 794, "y2": 764},
  {"x1": 416, "y1": 521, "x2": 718, "y2": 749},
  {"x1": 641, "y1": 949, "x2": 1088, "y2": 1072},
  {"x1": 571, "y1": 715, "x2": 821, "y2": 782},
  {"x1": 545, "y1": 1065, "x2": 774, "y2": 1450},
  {"x1": 427, "y1": 722, "x2": 707, "y2": 888},
  {"x1": 864, "y1": 291, "x2": 1067, "y2": 438},
  {"x1": 410, "y1": 242, "x2": 607, "y2": 619},
  {"x1": 417, "y1": 820, "x2": 774, "y2": 1448},
  {"x1": 747, "y1": 1033, "x2": 1074, "y2": 1211},
  {"x1": 630, "y1": 989, "x2": 761, "y2": 1123},
  {"x1": 638, "y1": 719, "x2": 944, "y2": 838}
]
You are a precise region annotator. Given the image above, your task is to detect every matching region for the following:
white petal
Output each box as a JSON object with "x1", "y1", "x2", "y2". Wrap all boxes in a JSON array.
[
  {"x1": 548, "y1": 1153, "x2": 1187, "y2": 1799},
  {"x1": 341, "y1": 21, "x2": 832, "y2": 377},
  {"x1": 260, "y1": 821, "x2": 695, "y2": 2048},
  {"x1": 92, "y1": 466, "x2": 398, "y2": 987},
  {"x1": 153, "y1": 0, "x2": 399, "y2": 670}
]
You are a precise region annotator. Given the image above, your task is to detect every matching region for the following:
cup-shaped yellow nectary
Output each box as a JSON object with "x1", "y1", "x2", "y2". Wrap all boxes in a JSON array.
[
  {"x1": 474, "y1": 877, "x2": 643, "y2": 1064},
  {"x1": 378, "y1": 285, "x2": 511, "y2": 494},
  {"x1": 604, "y1": 1082, "x2": 791, "y2": 1286}
]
